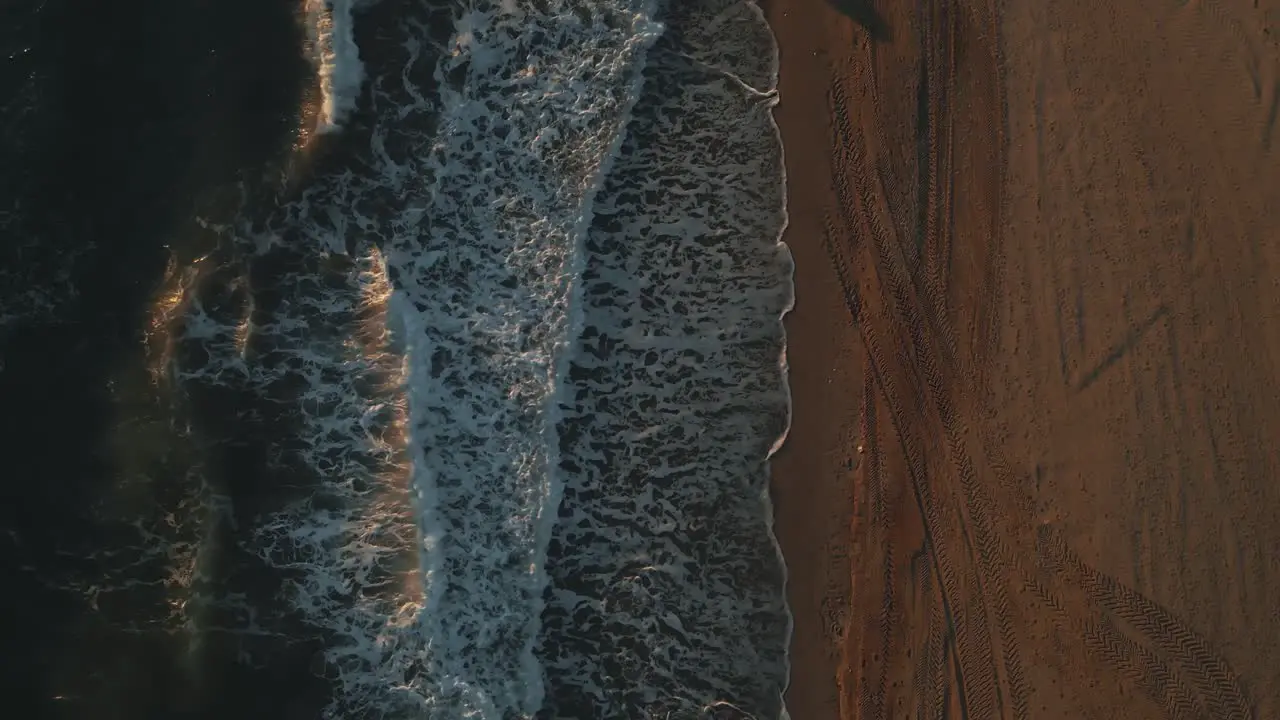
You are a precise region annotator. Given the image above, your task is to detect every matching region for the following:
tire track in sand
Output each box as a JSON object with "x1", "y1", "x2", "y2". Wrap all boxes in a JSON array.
[
  {"x1": 825, "y1": 82, "x2": 1011, "y2": 720},
  {"x1": 823, "y1": 0, "x2": 1024, "y2": 716},
  {"x1": 818, "y1": 0, "x2": 1254, "y2": 717},
  {"x1": 1036, "y1": 526, "x2": 1255, "y2": 718}
]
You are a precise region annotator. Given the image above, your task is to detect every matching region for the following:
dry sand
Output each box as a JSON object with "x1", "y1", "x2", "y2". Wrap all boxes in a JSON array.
[{"x1": 765, "y1": 0, "x2": 1280, "y2": 717}]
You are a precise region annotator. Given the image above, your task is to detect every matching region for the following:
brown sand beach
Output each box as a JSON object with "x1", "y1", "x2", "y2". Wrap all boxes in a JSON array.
[{"x1": 765, "y1": 0, "x2": 1280, "y2": 718}]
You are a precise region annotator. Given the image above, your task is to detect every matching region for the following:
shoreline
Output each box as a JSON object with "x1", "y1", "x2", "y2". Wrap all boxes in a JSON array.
[{"x1": 765, "y1": 2, "x2": 861, "y2": 717}]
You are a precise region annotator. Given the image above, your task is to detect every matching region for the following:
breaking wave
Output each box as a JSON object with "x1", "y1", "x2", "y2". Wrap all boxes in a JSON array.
[{"x1": 29, "y1": 1, "x2": 793, "y2": 718}]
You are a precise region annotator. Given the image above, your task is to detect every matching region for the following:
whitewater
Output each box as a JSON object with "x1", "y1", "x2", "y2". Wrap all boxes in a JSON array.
[
  {"x1": 387, "y1": 1, "x2": 664, "y2": 715},
  {"x1": 40, "y1": 1, "x2": 796, "y2": 718}
]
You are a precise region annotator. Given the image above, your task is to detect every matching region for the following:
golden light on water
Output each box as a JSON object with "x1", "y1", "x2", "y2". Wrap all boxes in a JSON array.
[
  {"x1": 90, "y1": 251, "x2": 220, "y2": 714},
  {"x1": 352, "y1": 246, "x2": 422, "y2": 604},
  {"x1": 233, "y1": 291, "x2": 254, "y2": 361},
  {"x1": 51, "y1": 3, "x2": 424, "y2": 706},
  {"x1": 116, "y1": 12, "x2": 424, "y2": 659},
  {"x1": 291, "y1": 0, "x2": 340, "y2": 159},
  {"x1": 292, "y1": 81, "x2": 325, "y2": 158},
  {"x1": 144, "y1": 252, "x2": 208, "y2": 386}
]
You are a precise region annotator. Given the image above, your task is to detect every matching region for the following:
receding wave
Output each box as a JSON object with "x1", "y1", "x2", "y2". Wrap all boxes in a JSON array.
[{"x1": 537, "y1": 1, "x2": 794, "y2": 717}]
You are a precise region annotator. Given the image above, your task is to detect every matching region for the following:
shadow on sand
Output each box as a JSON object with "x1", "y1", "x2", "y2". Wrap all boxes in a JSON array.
[{"x1": 827, "y1": 0, "x2": 892, "y2": 43}]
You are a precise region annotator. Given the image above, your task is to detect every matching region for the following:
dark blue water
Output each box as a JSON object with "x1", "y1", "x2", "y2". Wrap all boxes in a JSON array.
[{"x1": 0, "y1": 1, "x2": 328, "y2": 717}]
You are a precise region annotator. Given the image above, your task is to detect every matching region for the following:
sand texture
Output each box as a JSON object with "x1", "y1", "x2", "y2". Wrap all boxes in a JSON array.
[{"x1": 766, "y1": 0, "x2": 1280, "y2": 718}]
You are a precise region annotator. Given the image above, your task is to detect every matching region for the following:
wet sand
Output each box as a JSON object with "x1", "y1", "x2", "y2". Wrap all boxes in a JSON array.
[{"x1": 766, "y1": 0, "x2": 1280, "y2": 717}]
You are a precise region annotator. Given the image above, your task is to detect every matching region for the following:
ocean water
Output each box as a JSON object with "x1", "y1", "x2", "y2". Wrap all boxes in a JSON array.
[{"x1": 0, "y1": 1, "x2": 793, "y2": 718}]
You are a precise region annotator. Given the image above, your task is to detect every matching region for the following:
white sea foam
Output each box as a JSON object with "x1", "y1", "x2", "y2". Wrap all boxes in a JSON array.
[
  {"x1": 384, "y1": 1, "x2": 662, "y2": 715},
  {"x1": 163, "y1": 226, "x2": 426, "y2": 717},
  {"x1": 303, "y1": 0, "x2": 367, "y2": 133}
]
